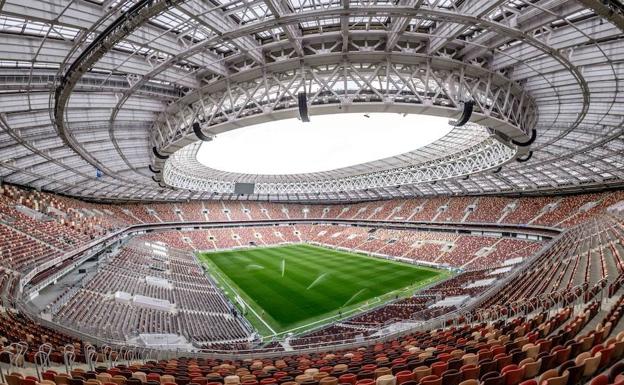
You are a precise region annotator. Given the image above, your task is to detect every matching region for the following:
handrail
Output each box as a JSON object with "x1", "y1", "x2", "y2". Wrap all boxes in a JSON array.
[
  {"x1": 0, "y1": 351, "x2": 16, "y2": 382},
  {"x1": 62, "y1": 345, "x2": 75, "y2": 374}
]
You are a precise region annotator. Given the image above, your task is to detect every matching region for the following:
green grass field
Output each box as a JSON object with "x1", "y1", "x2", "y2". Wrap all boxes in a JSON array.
[{"x1": 198, "y1": 244, "x2": 448, "y2": 337}]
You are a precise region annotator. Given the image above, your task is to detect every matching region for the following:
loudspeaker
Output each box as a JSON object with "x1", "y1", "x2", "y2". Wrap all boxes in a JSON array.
[
  {"x1": 516, "y1": 151, "x2": 533, "y2": 163},
  {"x1": 152, "y1": 147, "x2": 169, "y2": 160},
  {"x1": 193, "y1": 122, "x2": 213, "y2": 141},
  {"x1": 512, "y1": 129, "x2": 537, "y2": 147},
  {"x1": 298, "y1": 92, "x2": 310, "y2": 122},
  {"x1": 449, "y1": 101, "x2": 474, "y2": 127}
]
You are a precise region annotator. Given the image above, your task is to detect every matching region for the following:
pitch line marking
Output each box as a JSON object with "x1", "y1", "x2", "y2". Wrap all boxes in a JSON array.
[{"x1": 205, "y1": 260, "x2": 277, "y2": 335}]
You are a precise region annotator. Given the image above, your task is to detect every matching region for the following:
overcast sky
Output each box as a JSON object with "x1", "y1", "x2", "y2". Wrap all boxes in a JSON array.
[{"x1": 196, "y1": 113, "x2": 452, "y2": 175}]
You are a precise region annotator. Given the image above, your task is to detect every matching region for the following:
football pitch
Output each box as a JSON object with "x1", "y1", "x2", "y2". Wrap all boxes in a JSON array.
[{"x1": 198, "y1": 243, "x2": 449, "y2": 337}]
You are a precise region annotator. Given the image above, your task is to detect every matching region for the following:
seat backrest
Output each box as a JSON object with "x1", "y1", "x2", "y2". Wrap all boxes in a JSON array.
[
  {"x1": 599, "y1": 345, "x2": 614, "y2": 367},
  {"x1": 56, "y1": 375, "x2": 72, "y2": 385},
  {"x1": 517, "y1": 358, "x2": 533, "y2": 368},
  {"x1": 69, "y1": 378, "x2": 85, "y2": 385},
  {"x1": 495, "y1": 355, "x2": 512, "y2": 372},
  {"x1": 440, "y1": 370, "x2": 460, "y2": 385},
  {"x1": 611, "y1": 340, "x2": 624, "y2": 361},
  {"x1": 502, "y1": 366, "x2": 524, "y2": 385},
  {"x1": 583, "y1": 354, "x2": 602, "y2": 377},
  {"x1": 374, "y1": 374, "x2": 395, "y2": 385},
  {"x1": 589, "y1": 374, "x2": 609, "y2": 385},
  {"x1": 579, "y1": 336, "x2": 594, "y2": 352},
  {"x1": 462, "y1": 354, "x2": 478, "y2": 366},
  {"x1": 553, "y1": 346, "x2": 571, "y2": 365},
  {"x1": 566, "y1": 363, "x2": 584, "y2": 385},
  {"x1": 543, "y1": 370, "x2": 567, "y2": 385},
  {"x1": 411, "y1": 367, "x2": 430, "y2": 382},
  {"x1": 459, "y1": 365, "x2": 479, "y2": 381},
  {"x1": 132, "y1": 372, "x2": 147, "y2": 382},
  {"x1": 5, "y1": 374, "x2": 23, "y2": 385},
  {"x1": 393, "y1": 371, "x2": 411, "y2": 385},
  {"x1": 537, "y1": 368, "x2": 558, "y2": 384},
  {"x1": 479, "y1": 361, "x2": 497, "y2": 378},
  {"x1": 374, "y1": 368, "x2": 391, "y2": 379},
  {"x1": 521, "y1": 344, "x2": 539, "y2": 360},
  {"x1": 430, "y1": 363, "x2": 447, "y2": 378},
  {"x1": 319, "y1": 377, "x2": 338, "y2": 385},
  {"x1": 482, "y1": 374, "x2": 504, "y2": 385},
  {"x1": 609, "y1": 361, "x2": 624, "y2": 383},
  {"x1": 23, "y1": 379, "x2": 38, "y2": 385},
  {"x1": 418, "y1": 375, "x2": 441, "y2": 385}
]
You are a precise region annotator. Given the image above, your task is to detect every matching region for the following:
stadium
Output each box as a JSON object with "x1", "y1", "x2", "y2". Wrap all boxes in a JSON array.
[{"x1": 1, "y1": 0, "x2": 624, "y2": 384}]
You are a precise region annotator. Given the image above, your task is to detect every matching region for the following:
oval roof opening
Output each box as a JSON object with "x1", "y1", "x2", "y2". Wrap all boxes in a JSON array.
[{"x1": 196, "y1": 113, "x2": 453, "y2": 175}]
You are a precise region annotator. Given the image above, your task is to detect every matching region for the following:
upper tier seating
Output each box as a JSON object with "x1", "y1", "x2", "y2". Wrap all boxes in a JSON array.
[{"x1": 2, "y1": 184, "x2": 622, "y2": 237}]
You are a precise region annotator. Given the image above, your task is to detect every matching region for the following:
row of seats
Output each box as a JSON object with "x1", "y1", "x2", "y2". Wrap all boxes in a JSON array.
[
  {"x1": 142, "y1": 224, "x2": 543, "y2": 270},
  {"x1": 108, "y1": 193, "x2": 624, "y2": 229},
  {"x1": 2, "y1": 292, "x2": 622, "y2": 385},
  {"x1": 475, "y1": 215, "x2": 624, "y2": 320},
  {"x1": 0, "y1": 184, "x2": 618, "y2": 303},
  {"x1": 0, "y1": 184, "x2": 621, "y2": 357},
  {"x1": 4, "y1": 186, "x2": 623, "y2": 239},
  {"x1": 289, "y1": 269, "x2": 503, "y2": 347},
  {"x1": 52, "y1": 241, "x2": 251, "y2": 346},
  {"x1": 44, "y1": 214, "x2": 623, "y2": 349}
]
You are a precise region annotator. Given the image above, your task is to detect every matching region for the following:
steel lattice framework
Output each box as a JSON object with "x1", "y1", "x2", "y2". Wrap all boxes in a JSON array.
[
  {"x1": 152, "y1": 58, "x2": 534, "y2": 149},
  {"x1": 0, "y1": 0, "x2": 623, "y2": 200},
  {"x1": 164, "y1": 137, "x2": 516, "y2": 194}
]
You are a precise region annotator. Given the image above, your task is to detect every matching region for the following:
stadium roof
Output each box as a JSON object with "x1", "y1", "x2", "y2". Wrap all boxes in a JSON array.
[{"x1": 0, "y1": 0, "x2": 623, "y2": 201}]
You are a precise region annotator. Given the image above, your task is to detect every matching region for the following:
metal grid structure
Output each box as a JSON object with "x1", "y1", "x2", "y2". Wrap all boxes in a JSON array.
[{"x1": 0, "y1": 0, "x2": 623, "y2": 201}]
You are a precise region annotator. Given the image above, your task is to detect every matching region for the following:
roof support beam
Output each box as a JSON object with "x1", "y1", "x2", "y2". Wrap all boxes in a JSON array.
[
  {"x1": 385, "y1": 0, "x2": 424, "y2": 51},
  {"x1": 263, "y1": 0, "x2": 304, "y2": 57},
  {"x1": 1, "y1": 0, "x2": 227, "y2": 76},
  {"x1": 459, "y1": 0, "x2": 585, "y2": 61},
  {"x1": 175, "y1": 2, "x2": 265, "y2": 65},
  {"x1": 428, "y1": 0, "x2": 506, "y2": 54},
  {"x1": 341, "y1": 0, "x2": 349, "y2": 53},
  {"x1": 0, "y1": 33, "x2": 198, "y2": 88},
  {"x1": 576, "y1": 0, "x2": 624, "y2": 32}
]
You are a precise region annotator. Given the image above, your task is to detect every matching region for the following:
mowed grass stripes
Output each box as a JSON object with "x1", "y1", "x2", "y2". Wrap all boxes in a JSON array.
[{"x1": 198, "y1": 244, "x2": 447, "y2": 335}]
